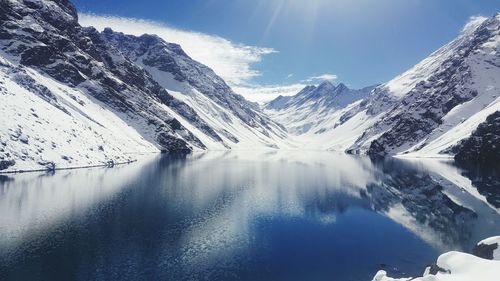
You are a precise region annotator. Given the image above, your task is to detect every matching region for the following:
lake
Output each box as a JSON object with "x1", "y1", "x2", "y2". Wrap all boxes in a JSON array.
[{"x1": 0, "y1": 151, "x2": 499, "y2": 281}]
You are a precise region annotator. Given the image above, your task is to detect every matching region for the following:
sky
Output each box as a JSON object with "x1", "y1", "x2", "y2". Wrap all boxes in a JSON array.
[{"x1": 73, "y1": 0, "x2": 500, "y2": 102}]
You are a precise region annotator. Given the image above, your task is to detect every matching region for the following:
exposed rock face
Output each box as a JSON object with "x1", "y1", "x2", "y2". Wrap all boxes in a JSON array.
[
  {"x1": 99, "y1": 29, "x2": 286, "y2": 143},
  {"x1": 0, "y1": 159, "x2": 15, "y2": 170},
  {"x1": 427, "y1": 264, "x2": 450, "y2": 275},
  {"x1": 473, "y1": 241, "x2": 498, "y2": 260},
  {"x1": 473, "y1": 236, "x2": 500, "y2": 260},
  {"x1": 453, "y1": 111, "x2": 500, "y2": 163}
]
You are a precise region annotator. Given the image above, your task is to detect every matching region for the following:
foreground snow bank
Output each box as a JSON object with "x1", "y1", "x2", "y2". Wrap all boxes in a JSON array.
[{"x1": 372, "y1": 236, "x2": 500, "y2": 281}]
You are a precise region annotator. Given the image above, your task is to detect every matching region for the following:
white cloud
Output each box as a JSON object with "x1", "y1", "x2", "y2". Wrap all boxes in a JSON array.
[
  {"x1": 78, "y1": 13, "x2": 276, "y2": 86},
  {"x1": 233, "y1": 84, "x2": 306, "y2": 104},
  {"x1": 77, "y1": 14, "x2": 338, "y2": 104},
  {"x1": 304, "y1": 74, "x2": 338, "y2": 82}
]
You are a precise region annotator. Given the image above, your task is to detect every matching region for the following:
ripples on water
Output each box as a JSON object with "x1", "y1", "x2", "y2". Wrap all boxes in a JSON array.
[{"x1": 0, "y1": 151, "x2": 499, "y2": 281}]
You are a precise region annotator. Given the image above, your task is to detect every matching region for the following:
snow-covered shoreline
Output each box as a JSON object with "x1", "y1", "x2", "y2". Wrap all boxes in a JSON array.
[
  {"x1": 0, "y1": 152, "x2": 162, "y2": 174},
  {"x1": 0, "y1": 159, "x2": 136, "y2": 174},
  {"x1": 372, "y1": 236, "x2": 500, "y2": 281}
]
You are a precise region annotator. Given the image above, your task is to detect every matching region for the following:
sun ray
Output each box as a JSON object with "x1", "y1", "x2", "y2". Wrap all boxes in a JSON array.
[{"x1": 262, "y1": 0, "x2": 287, "y2": 41}]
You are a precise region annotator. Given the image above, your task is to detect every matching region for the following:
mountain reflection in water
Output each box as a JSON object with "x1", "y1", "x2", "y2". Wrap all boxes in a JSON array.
[{"x1": 0, "y1": 151, "x2": 499, "y2": 281}]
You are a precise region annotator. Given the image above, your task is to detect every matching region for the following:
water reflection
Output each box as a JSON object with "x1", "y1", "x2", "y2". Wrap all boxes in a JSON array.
[
  {"x1": 0, "y1": 151, "x2": 498, "y2": 281},
  {"x1": 0, "y1": 157, "x2": 158, "y2": 251}
]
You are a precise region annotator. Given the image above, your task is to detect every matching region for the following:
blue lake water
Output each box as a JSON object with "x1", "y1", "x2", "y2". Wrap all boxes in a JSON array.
[{"x1": 0, "y1": 151, "x2": 499, "y2": 281}]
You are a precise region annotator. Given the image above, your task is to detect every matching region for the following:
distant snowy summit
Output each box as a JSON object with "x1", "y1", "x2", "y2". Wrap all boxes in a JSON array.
[
  {"x1": 0, "y1": 0, "x2": 288, "y2": 172},
  {"x1": 266, "y1": 81, "x2": 374, "y2": 111},
  {"x1": 265, "y1": 81, "x2": 375, "y2": 134},
  {"x1": 268, "y1": 13, "x2": 500, "y2": 162}
]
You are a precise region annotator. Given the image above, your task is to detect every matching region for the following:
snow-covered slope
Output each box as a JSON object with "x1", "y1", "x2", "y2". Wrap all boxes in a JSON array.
[
  {"x1": 0, "y1": 55, "x2": 159, "y2": 171},
  {"x1": 265, "y1": 81, "x2": 374, "y2": 135},
  {"x1": 0, "y1": 0, "x2": 288, "y2": 172}
]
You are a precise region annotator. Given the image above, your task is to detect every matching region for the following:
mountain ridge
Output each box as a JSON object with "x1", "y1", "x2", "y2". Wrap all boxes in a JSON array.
[
  {"x1": 265, "y1": 82, "x2": 376, "y2": 135},
  {"x1": 0, "y1": 0, "x2": 288, "y2": 172}
]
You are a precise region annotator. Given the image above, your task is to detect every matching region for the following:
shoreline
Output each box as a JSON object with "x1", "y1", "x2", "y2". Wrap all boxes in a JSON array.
[
  {"x1": 0, "y1": 151, "x2": 166, "y2": 175},
  {"x1": 0, "y1": 150, "x2": 466, "y2": 175},
  {"x1": 0, "y1": 159, "x2": 139, "y2": 175}
]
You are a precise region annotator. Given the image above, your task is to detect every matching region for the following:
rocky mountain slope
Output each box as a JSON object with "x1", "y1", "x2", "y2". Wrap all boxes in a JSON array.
[
  {"x1": 267, "y1": 14, "x2": 499, "y2": 159},
  {"x1": 452, "y1": 111, "x2": 500, "y2": 163},
  {"x1": 100, "y1": 29, "x2": 287, "y2": 149},
  {"x1": 0, "y1": 0, "x2": 288, "y2": 172},
  {"x1": 343, "y1": 14, "x2": 500, "y2": 158}
]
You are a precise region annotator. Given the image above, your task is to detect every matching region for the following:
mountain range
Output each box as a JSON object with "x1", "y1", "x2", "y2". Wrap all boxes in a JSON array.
[
  {"x1": 0, "y1": 0, "x2": 499, "y2": 172},
  {"x1": 265, "y1": 82, "x2": 375, "y2": 135},
  {"x1": 267, "y1": 14, "x2": 500, "y2": 161}
]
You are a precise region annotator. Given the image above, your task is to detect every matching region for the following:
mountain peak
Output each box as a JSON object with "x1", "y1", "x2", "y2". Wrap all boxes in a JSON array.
[
  {"x1": 317, "y1": 81, "x2": 335, "y2": 89},
  {"x1": 51, "y1": 0, "x2": 79, "y2": 21},
  {"x1": 296, "y1": 85, "x2": 317, "y2": 97},
  {"x1": 103, "y1": 27, "x2": 114, "y2": 34},
  {"x1": 335, "y1": 83, "x2": 349, "y2": 92}
]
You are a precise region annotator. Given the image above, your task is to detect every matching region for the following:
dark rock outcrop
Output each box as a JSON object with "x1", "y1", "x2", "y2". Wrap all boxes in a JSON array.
[
  {"x1": 0, "y1": 159, "x2": 15, "y2": 170},
  {"x1": 473, "y1": 240, "x2": 498, "y2": 260},
  {"x1": 453, "y1": 111, "x2": 500, "y2": 164}
]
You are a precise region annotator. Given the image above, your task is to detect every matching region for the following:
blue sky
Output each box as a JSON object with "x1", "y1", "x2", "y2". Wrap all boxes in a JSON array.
[{"x1": 74, "y1": 0, "x2": 500, "y2": 102}]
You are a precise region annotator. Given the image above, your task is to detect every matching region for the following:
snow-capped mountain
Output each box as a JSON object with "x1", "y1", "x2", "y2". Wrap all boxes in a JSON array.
[
  {"x1": 278, "y1": 14, "x2": 500, "y2": 158},
  {"x1": 0, "y1": 0, "x2": 288, "y2": 172},
  {"x1": 265, "y1": 81, "x2": 375, "y2": 135},
  {"x1": 346, "y1": 14, "x2": 500, "y2": 158},
  {"x1": 100, "y1": 29, "x2": 287, "y2": 149}
]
